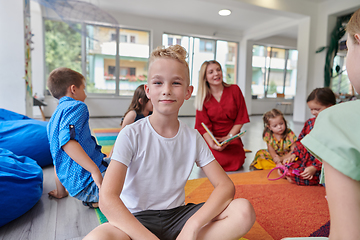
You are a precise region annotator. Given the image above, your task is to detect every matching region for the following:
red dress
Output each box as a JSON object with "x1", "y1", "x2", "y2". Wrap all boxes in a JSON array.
[
  {"x1": 195, "y1": 85, "x2": 250, "y2": 171},
  {"x1": 285, "y1": 118, "x2": 322, "y2": 185}
]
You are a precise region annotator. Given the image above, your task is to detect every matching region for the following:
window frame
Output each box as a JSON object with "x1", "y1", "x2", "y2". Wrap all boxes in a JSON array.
[
  {"x1": 163, "y1": 32, "x2": 239, "y2": 92},
  {"x1": 251, "y1": 44, "x2": 298, "y2": 99}
]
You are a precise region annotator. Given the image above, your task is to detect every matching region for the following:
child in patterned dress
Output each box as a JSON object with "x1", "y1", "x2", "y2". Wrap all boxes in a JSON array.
[
  {"x1": 250, "y1": 108, "x2": 297, "y2": 170},
  {"x1": 283, "y1": 88, "x2": 336, "y2": 186}
]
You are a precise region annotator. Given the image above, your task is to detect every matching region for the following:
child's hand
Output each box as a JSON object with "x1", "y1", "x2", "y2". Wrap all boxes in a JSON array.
[
  {"x1": 300, "y1": 166, "x2": 317, "y2": 179},
  {"x1": 273, "y1": 155, "x2": 282, "y2": 164},
  {"x1": 48, "y1": 189, "x2": 68, "y2": 199},
  {"x1": 283, "y1": 154, "x2": 296, "y2": 164}
]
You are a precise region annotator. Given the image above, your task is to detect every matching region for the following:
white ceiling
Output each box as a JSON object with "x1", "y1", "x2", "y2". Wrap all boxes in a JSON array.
[
  {"x1": 93, "y1": 0, "x2": 325, "y2": 40},
  {"x1": 66, "y1": 0, "x2": 329, "y2": 41}
]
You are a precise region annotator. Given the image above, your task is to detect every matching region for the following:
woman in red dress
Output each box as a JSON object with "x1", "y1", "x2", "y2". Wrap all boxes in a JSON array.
[{"x1": 194, "y1": 60, "x2": 250, "y2": 171}]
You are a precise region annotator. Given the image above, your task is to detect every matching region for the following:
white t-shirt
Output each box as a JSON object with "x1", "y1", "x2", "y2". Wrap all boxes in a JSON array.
[{"x1": 111, "y1": 117, "x2": 214, "y2": 213}]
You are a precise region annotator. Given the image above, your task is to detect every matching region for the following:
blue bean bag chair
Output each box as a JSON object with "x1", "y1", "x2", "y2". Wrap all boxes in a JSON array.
[
  {"x1": 0, "y1": 108, "x2": 52, "y2": 167},
  {"x1": 0, "y1": 148, "x2": 43, "y2": 227}
]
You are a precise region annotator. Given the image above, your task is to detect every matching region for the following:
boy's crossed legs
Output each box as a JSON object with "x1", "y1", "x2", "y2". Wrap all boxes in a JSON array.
[
  {"x1": 84, "y1": 198, "x2": 255, "y2": 240},
  {"x1": 196, "y1": 198, "x2": 255, "y2": 240}
]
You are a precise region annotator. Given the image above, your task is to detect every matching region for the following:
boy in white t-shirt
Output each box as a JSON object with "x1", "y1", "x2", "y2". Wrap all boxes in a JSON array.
[{"x1": 84, "y1": 45, "x2": 256, "y2": 240}]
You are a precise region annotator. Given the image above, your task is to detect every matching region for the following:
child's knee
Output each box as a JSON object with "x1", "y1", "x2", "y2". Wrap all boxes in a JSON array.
[{"x1": 229, "y1": 198, "x2": 256, "y2": 224}]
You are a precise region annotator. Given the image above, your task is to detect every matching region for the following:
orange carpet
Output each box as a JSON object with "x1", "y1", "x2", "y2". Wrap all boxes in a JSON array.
[
  {"x1": 185, "y1": 170, "x2": 329, "y2": 240},
  {"x1": 93, "y1": 128, "x2": 329, "y2": 239}
]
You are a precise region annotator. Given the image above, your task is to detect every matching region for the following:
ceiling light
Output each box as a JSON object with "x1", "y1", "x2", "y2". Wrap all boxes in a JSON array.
[{"x1": 218, "y1": 9, "x2": 231, "y2": 16}]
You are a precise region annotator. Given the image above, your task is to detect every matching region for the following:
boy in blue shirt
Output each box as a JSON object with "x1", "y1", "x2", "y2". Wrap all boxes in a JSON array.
[{"x1": 47, "y1": 67, "x2": 108, "y2": 208}]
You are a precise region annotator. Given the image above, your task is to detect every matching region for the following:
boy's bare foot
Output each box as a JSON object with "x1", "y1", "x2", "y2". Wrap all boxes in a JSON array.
[{"x1": 48, "y1": 189, "x2": 69, "y2": 199}]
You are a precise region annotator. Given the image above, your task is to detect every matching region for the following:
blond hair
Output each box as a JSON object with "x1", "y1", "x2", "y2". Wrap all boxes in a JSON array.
[
  {"x1": 148, "y1": 45, "x2": 190, "y2": 84},
  {"x1": 194, "y1": 60, "x2": 230, "y2": 111},
  {"x1": 262, "y1": 109, "x2": 289, "y2": 139},
  {"x1": 347, "y1": 8, "x2": 360, "y2": 43}
]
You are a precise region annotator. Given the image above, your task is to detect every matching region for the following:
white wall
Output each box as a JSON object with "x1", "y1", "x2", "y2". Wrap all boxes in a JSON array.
[
  {"x1": 254, "y1": 36, "x2": 297, "y2": 49},
  {"x1": 31, "y1": 1, "x2": 45, "y2": 118},
  {"x1": 293, "y1": 17, "x2": 311, "y2": 122},
  {"x1": 0, "y1": 0, "x2": 28, "y2": 115},
  {"x1": 252, "y1": 98, "x2": 293, "y2": 115}
]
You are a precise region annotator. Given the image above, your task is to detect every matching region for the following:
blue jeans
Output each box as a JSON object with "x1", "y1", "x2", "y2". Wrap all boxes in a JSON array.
[{"x1": 73, "y1": 157, "x2": 110, "y2": 203}]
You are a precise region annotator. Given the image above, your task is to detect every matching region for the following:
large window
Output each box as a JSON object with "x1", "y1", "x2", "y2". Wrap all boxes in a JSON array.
[
  {"x1": 162, "y1": 34, "x2": 238, "y2": 95},
  {"x1": 45, "y1": 19, "x2": 150, "y2": 96},
  {"x1": 44, "y1": 20, "x2": 82, "y2": 79},
  {"x1": 251, "y1": 45, "x2": 298, "y2": 99},
  {"x1": 86, "y1": 26, "x2": 149, "y2": 95},
  {"x1": 329, "y1": 13, "x2": 356, "y2": 97},
  {"x1": 330, "y1": 36, "x2": 355, "y2": 96},
  {"x1": 331, "y1": 55, "x2": 351, "y2": 95}
]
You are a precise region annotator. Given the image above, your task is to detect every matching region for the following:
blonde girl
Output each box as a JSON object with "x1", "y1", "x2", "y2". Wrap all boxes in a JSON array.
[
  {"x1": 250, "y1": 109, "x2": 297, "y2": 170},
  {"x1": 194, "y1": 60, "x2": 250, "y2": 171}
]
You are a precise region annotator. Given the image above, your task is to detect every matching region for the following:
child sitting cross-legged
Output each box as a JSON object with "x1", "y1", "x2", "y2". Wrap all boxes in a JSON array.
[
  {"x1": 47, "y1": 67, "x2": 109, "y2": 208},
  {"x1": 250, "y1": 108, "x2": 297, "y2": 170},
  {"x1": 283, "y1": 87, "x2": 336, "y2": 186},
  {"x1": 84, "y1": 45, "x2": 256, "y2": 240}
]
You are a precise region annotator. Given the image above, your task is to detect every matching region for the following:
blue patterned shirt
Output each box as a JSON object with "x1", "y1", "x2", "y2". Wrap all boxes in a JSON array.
[{"x1": 47, "y1": 96, "x2": 106, "y2": 196}]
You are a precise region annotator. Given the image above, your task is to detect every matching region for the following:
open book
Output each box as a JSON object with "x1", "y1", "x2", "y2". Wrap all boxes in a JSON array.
[{"x1": 201, "y1": 122, "x2": 246, "y2": 147}]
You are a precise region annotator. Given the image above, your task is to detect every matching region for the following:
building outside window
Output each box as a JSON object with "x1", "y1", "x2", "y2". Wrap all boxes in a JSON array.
[
  {"x1": 251, "y1": 45, "x2": 298, "y2": 99},
  {"x1": 119, "y1": 34, "x2": 127, "y2": 43},
  {"x1": 45, "y1": 19, "x2": 150, "y2": 96},
  {"x1": 162, "y1": 33, "x2": 238, "y2": 95},
  {"x1": 86, "y1": 26, "x2": 149, "y2": 95},
  {"x1": 200, "y1": 39, "x2": 214, "y2": 52}
]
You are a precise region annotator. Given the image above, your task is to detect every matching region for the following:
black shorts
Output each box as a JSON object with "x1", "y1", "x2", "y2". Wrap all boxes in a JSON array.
[{"x1": 133, "y1": 202, "x2": 205, "y2": 240}]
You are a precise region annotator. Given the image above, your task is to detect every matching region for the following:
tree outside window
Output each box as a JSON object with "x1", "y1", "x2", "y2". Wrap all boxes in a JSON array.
[{"x1": 44, "y1": 20, "x2": 82, "y2": 80}]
